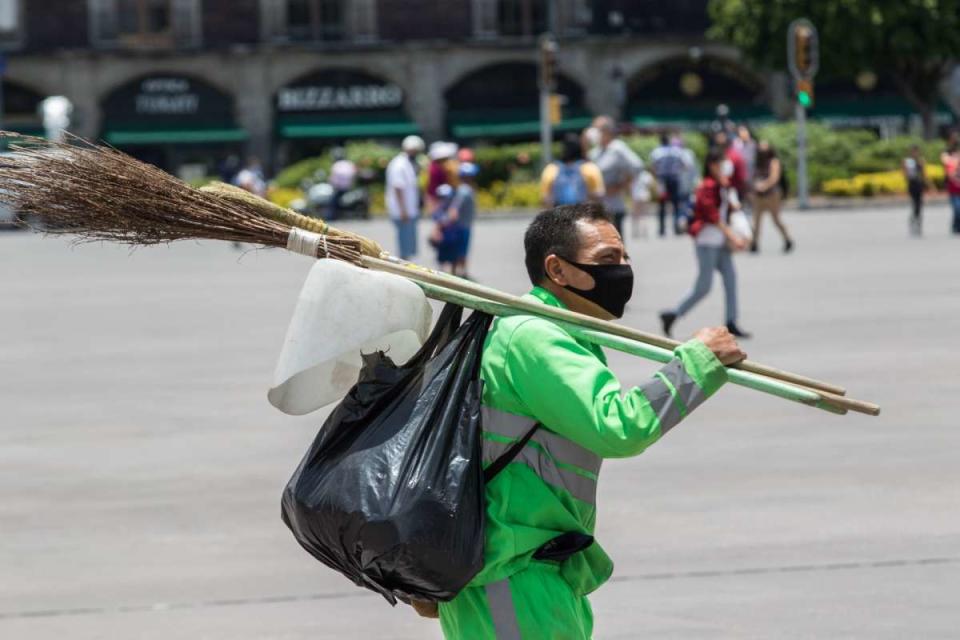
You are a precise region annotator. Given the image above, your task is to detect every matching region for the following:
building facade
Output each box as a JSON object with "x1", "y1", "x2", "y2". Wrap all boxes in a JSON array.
[{"x1": 0, "y1": 0, "x2": 943, "y2": 175}]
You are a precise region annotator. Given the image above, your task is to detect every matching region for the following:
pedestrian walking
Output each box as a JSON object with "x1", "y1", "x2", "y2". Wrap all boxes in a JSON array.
[
  {"x1": 540, "y1": 133, "x2": 605, "y2": 207},
  {"x1": 941, "y1": 143, "x2": 960, "y2": 235},
  {"x1": 589, "y1": 116, "x2": 643, "y2": 235},
  {"x1": 750, "y1": 141, "x2": 794, "y2": 253},
  {"x1": 713, "y1": 130, "x2": 748, "y2": 202},
  {"x1": 650, "y1": 134, "x2": 686, "y2": 236},
  {"x1": 629, "y1": 167, "x2": 656, "y2": 239},
  {"x1": 903, "y1": 145, "x2": 927, "y2": 236},
  {"x1": 231, "y1": 156, "x2": 267, "y2": 250},
  {"x1": 437, "y1": 202, "x2": 746, "y2": 638},
  {"x1": 427, "y1": 141, "x2": 459, "y2": 213},
  {"x1": 429, "y1": 184, "x2": 462, "y2": 274},
  {"x1": 735, "y1": 125, "x2": 757, "y2": 188},
  {"x1": 386, "y1": 135, "x2": 425, "y2": 260},
  {"x1": 450, "y1": 161, "x2": 479, "y2": 278},
  {"x1": 660, "y1": 149, "x2": 752, "y2": 339},
  {"x1": 326, "y1": 148, "x2": 357, "y2": 221},
  {"x1": 233, "y1": 156, "x2": 267, "y2": 198}
]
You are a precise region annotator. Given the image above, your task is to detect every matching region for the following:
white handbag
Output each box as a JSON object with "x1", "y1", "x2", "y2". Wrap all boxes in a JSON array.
[{"x1": 729, "y1": 210, "x2": 754, "y2": 243}]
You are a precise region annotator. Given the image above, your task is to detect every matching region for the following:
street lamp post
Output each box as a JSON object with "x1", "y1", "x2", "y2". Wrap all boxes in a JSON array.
[
  {"x1": 788, "y1": 19, "x2": 819, "y2": 210},
  {"x1": 539, "y1": 34, "x2": 557, "y2": 167}
]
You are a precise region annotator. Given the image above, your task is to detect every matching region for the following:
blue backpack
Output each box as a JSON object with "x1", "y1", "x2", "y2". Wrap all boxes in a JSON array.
[{"x1": 552, "y1": 161, "x2": 588, "y2": 205}]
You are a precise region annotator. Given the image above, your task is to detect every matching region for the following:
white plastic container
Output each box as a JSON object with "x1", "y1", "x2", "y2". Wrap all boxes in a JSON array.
[{"x1": 268, "y1": 259, "x2": 433, "y2": 415}]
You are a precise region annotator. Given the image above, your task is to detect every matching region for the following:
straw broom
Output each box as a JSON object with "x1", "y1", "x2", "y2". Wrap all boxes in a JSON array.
[{"x1": 0, "y1": 134, "x2": 879, "y2": 417}]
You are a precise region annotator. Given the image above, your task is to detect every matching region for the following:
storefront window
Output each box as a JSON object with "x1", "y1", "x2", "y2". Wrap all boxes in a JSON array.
[
  {"x1": 0, "y1": 0, "x2": 23, "y2": 48},
  {"x1": 497, "y1": 0, "x2": 547, "y2": 37},
  {"x1": 285, "y1": 0, "x2": 345, "y2": 42},
  {"x1": 118, "y1": 0, "x2": 172, "y2": 41},
  {"x1": 89, "y1": 0, "x2": 201, "y2": 48}
]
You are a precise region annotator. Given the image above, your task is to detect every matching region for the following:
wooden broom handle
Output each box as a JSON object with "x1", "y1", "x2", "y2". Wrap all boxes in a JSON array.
[{"x1": 362, "y1": 255, "x2": 853, "y2": 400}]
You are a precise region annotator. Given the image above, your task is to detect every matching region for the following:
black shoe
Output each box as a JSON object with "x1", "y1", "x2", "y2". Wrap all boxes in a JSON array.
[
  {"x1": 660, "y1": 311, "x2": 677, "y2": 338},
  {"x1": 784, "y1": 239, "x2": 794, "y2": 254},
  {"x1": 726, "y1": 322, "x2": 752, "y2": 339},
  {"x1": 749, "y1": 240, "x2": 759, "y2": 253}
]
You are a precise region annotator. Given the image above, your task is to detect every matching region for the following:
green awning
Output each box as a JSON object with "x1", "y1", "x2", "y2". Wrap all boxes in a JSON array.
[
  {"x1": 278, "y1": 120, "x2": 418, "y2": 139},
  {"x1": 630, "y1": 104, "x2": 775, "y2": 129},
  {"x1": 448, "y1": 108, "x2": 593, "y2": 139},
  {"x1": 1, "y1": 123, "x2": 45, "y2": 137},
  {"x1": 104, "y1": 127, "x2": 248, "y2": 145},
  {"x1": 810, "y1": 98, "x2": 955, "y2": 126}
]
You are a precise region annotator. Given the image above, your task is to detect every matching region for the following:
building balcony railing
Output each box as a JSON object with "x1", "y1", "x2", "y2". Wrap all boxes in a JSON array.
[
  {"x1": 259, "y1": 0, "x2": 378, "y2": 47},
  {"x1": 471, "y1": 0, "x2": 590, "y2": 40},
  {"x1": 88, "y1": 0, "x2": 203, "y2": 50}
]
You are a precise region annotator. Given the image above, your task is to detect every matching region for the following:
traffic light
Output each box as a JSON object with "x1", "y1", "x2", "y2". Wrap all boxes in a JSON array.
[
  {"x1": 789, "y1": 21, "x2": 819, "y2": 79},
  {"x1": 548, "y1": 94, "x2": 563, "y2": 124},
  {"x1": 796, "y1": 78, "x2": 814, "y2": 108},
  {"x1": 539, "y1": 36, "x2": 557, "y2": 91}
]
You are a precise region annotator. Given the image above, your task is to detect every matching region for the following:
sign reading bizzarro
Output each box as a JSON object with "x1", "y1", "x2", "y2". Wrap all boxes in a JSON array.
[{"x1": 276, "y1": 70, "x2": 405, "y2": 114}]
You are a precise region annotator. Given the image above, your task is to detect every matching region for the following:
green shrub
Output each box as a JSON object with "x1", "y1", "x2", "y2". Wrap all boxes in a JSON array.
[{"x1": 273, "y1": 141, "x2": 396, "y2": 189}]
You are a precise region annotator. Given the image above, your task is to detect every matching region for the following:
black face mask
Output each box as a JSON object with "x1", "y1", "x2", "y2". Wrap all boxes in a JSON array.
[{"x1": 558, "y1": 258, "x2": 634, "y2": 318}]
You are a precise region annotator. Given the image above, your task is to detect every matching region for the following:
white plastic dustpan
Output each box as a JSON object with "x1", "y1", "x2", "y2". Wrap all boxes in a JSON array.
[{"x1": 268, "y1": 259, "x2": 433, "y2": 415}]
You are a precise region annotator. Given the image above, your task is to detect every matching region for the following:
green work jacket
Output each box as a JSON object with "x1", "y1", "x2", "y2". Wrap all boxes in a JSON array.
[{"x1": 474, "y1": 286, "x2": 728, "y2": 595}]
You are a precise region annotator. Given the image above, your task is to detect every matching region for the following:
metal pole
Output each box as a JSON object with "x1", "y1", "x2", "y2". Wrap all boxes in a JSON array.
[
  {"x1": 796, "y1": 100, "x2": 808, "y2": 209},
  {"x1": 540, "y1": 88, "x2": 552, "y2": 167}
]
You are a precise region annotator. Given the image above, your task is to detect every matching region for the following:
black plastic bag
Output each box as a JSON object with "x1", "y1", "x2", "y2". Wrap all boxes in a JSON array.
[{"x1": 281, "y1": 304, "x2": 492, "y2": 605}]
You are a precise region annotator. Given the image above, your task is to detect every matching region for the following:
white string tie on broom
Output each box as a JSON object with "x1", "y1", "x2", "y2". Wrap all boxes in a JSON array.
[{"x1": 286, "y1": 227, "x2": 328, "y2": 258}]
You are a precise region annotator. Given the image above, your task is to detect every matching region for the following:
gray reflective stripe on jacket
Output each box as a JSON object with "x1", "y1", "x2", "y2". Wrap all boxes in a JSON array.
[
  {"x1": 482, "y1": 406, "x2": 601, "y2": 505},
  {"x1": 485, "y1": 579, "x2": 522, "y2": 640},
  {"x1": 656, "y1": 358, "x2": 708, "y2": 415}
]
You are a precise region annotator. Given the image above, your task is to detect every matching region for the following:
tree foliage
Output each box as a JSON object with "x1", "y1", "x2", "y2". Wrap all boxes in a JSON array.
[{"x1": 708, "y1": 0, "x2": 960, "y2": 135}]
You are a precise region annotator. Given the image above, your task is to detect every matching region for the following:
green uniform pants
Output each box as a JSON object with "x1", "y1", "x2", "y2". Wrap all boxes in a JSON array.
[{"x1": 438, "y1": 562, "x2": 593, "y2": 639}]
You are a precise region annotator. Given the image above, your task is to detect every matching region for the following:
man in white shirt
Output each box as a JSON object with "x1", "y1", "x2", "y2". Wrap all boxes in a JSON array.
[{"x1": 386, "y1": 135, "x2": 425, "y2": 260}]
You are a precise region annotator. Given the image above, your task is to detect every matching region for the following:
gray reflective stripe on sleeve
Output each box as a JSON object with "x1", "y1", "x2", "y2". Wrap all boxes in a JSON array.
[
  {"x1": 639, "y1": 375, "x2": 684, "y2": 435},
  {"x1": 483, "y1": 438, "x2": 598, "y2": 505},
  {"x1": 486, "y1": 579, "x2": 522, "y2": 640},
  {"x1": 658, "y1": 358, "x2": 708, "y2": 414},
  {"x1": 482, "y1": 406, "x2": 602, "y2": 476}
]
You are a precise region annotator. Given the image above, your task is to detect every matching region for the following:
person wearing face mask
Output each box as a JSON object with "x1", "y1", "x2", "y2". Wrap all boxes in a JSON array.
[
  {"x1": 660, "y1": 149, "x2": 752, "y2": 340},
  {"x1": 436, "y1": 203, "x2": 746, "y2": 639}
]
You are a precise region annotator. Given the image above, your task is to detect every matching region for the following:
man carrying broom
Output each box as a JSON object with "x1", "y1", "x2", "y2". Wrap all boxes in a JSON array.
[{"x1": 436, "y1": 203, "x2": 745, "y2": 639}]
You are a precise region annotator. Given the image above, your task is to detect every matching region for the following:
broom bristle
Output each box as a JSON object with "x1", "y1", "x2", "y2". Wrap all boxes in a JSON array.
[{"x1": 0, "y1": 132, "x2": 363, "y2": 263}]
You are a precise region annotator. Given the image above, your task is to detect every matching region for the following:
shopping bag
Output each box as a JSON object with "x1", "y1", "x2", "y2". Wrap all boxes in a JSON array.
[{"x1": 281, "y1": 304, "x2": 493, "y2": 605}]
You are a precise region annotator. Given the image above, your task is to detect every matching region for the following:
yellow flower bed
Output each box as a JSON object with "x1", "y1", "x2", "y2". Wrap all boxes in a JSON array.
[
  {"x1": 823, "y1": 165, "x2": 945, "y2": 197},
  {"x1": 476, "y1": 181, "x2": 542, "y2": 210},
  {"x1": 267, "y1": 186, "x2": 306, "y2": 209}
]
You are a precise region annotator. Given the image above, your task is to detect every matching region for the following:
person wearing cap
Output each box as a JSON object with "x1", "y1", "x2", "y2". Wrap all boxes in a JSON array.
[
  {"x1": 450, "y1": 161, "x2": 479, "y2": 278},
  {"x1": 386, "y1": 135, "x2": 425, "y2": 260},
  {"x1": 427, "y1": 141, "x2": 460, "y2": 214}
]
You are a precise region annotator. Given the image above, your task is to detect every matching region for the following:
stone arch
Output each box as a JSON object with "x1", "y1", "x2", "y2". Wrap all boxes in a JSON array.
[
  {"x1": 98, "y1": 71, "x2": 245, "y2": 173},
  {"x1": 625, "y1": 53, "x2": 771, "y2": 128},
  {"x1": 99, "y1": 71, "x2": 239, "y2": 129},
  {"x1": 1, "y1": 78, "x2": 48, "y2": 135},
  {"x1": 443, "y1": 61, "x2": 591, "y2": 140}
]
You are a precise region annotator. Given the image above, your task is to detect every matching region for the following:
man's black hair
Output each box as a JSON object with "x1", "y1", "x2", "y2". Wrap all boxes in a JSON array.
[{"x1": 524, "y1": 203, "x2": 612, "y2": 285}]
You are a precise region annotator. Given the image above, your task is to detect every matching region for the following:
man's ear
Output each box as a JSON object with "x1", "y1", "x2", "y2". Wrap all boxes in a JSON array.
[{"x1": 544, "y1": 254, "x2": 567, "y2": 286}]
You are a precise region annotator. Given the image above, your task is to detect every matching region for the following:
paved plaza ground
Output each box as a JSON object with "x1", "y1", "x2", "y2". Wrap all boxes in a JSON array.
[{"x1": 1, "y1": 203, "x2": 958, "y2": 638}]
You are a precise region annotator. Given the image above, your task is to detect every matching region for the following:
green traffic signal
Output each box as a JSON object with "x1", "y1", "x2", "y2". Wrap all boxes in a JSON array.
[{"x1": 798, "y1": 90, "x2": 812, "y2": 108}]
